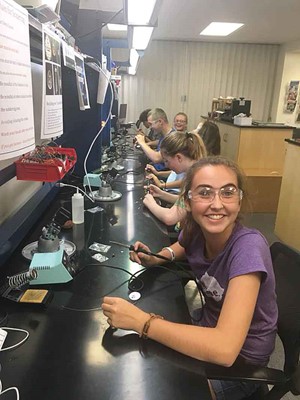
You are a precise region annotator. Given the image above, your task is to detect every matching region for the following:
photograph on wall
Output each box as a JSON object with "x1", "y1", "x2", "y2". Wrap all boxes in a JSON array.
[
  {"x1": 285, "y1": 80, "x2": 299, "y2": 113},
  {"x1": 62, "y1": 41, "x2": 76, "y2": 70},
  {"x1": 74, "y1": 52, "x2": 90, "y2": 111},
  {"x1": 41, "y1": 26, "x2": 63, "y2": 139},
  {"x1": 0, "y1": 0, "x2": 35, "y2": 161},
  {"x1": 296, "y1": 103, "x2": 300, "y2": 122}
]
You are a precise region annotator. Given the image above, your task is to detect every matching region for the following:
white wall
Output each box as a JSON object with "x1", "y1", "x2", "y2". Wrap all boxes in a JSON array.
[
  {"x1": 120, "y1": 40, "x2": 280, "y2": 129},
  {"x1": 273, "y1": 51, "x2": 300, "y2": 127}
]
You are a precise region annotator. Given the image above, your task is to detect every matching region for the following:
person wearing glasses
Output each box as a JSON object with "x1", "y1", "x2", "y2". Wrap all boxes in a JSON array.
[
  {"x1": 136, "y1": 108, "x2": 160, "y2": 146},
  {"x1": 173, "y1": 112, "x2": 188, "y2": 132},
  {"x1": 102, "y1": 156, "x2": 278, "y2": 400},
  {"x1": 142, "y1": 112, "x2": 189, "y2": 191},
  {"x1": 134, "y1": 108, "x2": 174, "y2": 170}
]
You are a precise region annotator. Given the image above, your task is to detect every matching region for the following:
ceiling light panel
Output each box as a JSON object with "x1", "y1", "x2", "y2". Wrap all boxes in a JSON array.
[
  {"x1": 200, "y1": 22, "x2": 244, "y2": 36},
  {"x1": 107, "y1": 24, "x2": 127, "y2": 31},
  {"x1": 132, "y1": 26, "x2": 154, "y2": 50},
  {"x1": 127, "y1": 0, "x2": 156, "y2": 25}
]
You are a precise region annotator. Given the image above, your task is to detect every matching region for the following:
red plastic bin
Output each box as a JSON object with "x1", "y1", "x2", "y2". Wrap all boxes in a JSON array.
[{"x1": 15, "y1": 147, "x2": 77, "y2": 182}]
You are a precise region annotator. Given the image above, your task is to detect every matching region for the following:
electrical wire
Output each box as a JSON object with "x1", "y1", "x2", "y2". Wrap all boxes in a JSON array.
[
  {"x1": 0, "y1": 384, "x2": 19, "y2": 400},
  {"x1": 61, "y1": 263, "x2": 145, "y2": 312},
  {"x1": 65, "y1": 255, "x2": 203, "y2": 322},
  {"x1": 56, "y1": 183, "x2": 95, "y2": 203},
  {"x1": 0, "y1": 327, "x2": 29, "y2": 352},
  {"x1": 82, "y1": 66, "x2": 114, "y2": 198}
]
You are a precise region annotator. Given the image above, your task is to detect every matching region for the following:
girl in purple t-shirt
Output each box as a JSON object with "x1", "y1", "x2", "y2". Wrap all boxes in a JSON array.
[{"x1": 102, "y1": 156, "x2": 278, "y2": 400}]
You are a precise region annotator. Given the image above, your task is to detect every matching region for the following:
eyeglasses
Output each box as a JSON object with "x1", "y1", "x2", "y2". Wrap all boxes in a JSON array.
[
  {"x1": 188, "y1": 185, "x2": 243, "y2": 203},
  {"x1": 149, "y1": 119, "x2": 159, "y2": 126}
]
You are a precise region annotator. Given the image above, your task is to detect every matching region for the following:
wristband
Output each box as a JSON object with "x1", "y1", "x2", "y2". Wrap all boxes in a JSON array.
[
  {"x1": 140, "y1": 313, "x2": 164, "y2": 339},
  {"x1": 162, "y1": 246, "x2": 175, "y2": 261}
]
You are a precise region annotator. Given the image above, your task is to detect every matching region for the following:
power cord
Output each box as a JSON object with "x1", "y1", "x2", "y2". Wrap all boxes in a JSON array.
[
  {"x1": 0, "y1": 327, "x2": 29, "y2": 399},
  {"x1": 82, "y1": 258, "x2": 204, "y2": 322},
  {"x1": 0, "y1": 383, "x2": 19, "y2": 400},
  {"x1": 56, "y1": 182, "x2": 95, "y2": 203},
  {"x1": 0, "y1": 327, "x2": 29, "y2": 352}
]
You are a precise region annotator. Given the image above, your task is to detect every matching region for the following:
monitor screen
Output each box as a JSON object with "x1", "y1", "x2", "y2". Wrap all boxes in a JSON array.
[
  {"x1": 119, "y1": 104, "x2": 127, "y2": 124},
  {"x1": 231, "y1": 99, "x2": 251, "y2": 117}
]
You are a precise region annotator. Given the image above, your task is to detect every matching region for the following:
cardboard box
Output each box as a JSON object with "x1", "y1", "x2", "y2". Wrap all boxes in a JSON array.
[{"x1": 233, "y1": 116, "x2": 253, "y2": 126}]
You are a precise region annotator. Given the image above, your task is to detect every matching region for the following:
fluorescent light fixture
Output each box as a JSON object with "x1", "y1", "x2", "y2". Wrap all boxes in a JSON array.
[
  {"x1": 132, "y1": 26, "x2": 154, "y2": 50},
  {"x1": 127, "y1": 0, "x2": 156, "y2": 25},
  {"x1": 200, "y1": 22, "x2": 244, "y2": 36},
  {"x1": 107, "y1": 24, "x2": 127, "y2": 31},
  {"x1": 128, "y1": 49, "x2": 139, "y2": 75}
]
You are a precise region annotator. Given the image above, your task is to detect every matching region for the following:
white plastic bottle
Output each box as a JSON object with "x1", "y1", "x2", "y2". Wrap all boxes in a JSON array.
[{"x1": 72, "y1": 189, "x2": 84, "y2": 224}]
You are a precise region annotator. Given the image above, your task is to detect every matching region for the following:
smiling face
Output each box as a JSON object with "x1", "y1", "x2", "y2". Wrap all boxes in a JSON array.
[
  {"x1": 174, "y1": 114, "x2": 187, "y2": 131},
  {"x1": 186, "y1": 165, "x2": 241, "y2": 244},
  {"x1": 147, "y1": 115, "x2": 162, "y2": 133}
]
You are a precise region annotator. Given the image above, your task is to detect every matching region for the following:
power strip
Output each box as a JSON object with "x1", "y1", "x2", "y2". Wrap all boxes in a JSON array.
[{"x1": 0, "y1": 328, "x2": 7, "y2": 350}]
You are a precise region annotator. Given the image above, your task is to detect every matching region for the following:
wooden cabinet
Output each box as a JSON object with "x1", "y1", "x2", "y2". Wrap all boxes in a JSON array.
[
  {"x1": 215, "y1": 121, "x2": 293, "y2": 212},
  {"x1": 275, "y1": 141, "x2": 300, "y2": 251}
]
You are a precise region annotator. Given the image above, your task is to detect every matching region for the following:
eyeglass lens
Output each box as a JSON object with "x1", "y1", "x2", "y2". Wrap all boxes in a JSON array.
[{"x1": 189, "y1": 186, "x2": 241, "y2": 203}]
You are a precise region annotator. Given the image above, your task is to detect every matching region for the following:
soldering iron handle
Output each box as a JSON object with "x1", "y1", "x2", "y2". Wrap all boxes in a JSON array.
[{"x1": 129, "y1": 245, "x2": 170, "y2": 261}]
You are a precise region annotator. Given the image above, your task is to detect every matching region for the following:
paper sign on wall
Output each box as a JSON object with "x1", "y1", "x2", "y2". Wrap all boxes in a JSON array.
[
  {"x1": 0, "y1": 0, "x2": 35, "y2": 161},
  {"x1": 41, "y1": 26, "x2": 63, "y2": 139}
]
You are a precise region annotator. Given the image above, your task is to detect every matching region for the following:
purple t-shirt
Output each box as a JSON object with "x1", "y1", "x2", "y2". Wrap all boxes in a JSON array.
[{"x1": 178, "y1": 222, "x2": 278, "y2": 365}]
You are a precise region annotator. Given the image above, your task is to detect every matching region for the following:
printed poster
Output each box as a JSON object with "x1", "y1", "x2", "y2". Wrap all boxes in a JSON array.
[
  {"x1": 0, "y1": 0, "x2": 35, "y2": 161},
  {"x1": 41, "y1": 26, "x2": 63, "y2": 139},
  {"x1": 62, "y1": 41, "x2": 75, "y2": 70},
  {"x1": 285, "y1": 80, "x2": 299, "y2": 113},
  {"x1": 74, "y1": 52, "x2": 90, "y2": 110}
]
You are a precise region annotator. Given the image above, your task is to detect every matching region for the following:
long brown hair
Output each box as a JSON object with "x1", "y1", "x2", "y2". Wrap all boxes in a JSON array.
[
  {"x1": 160, "y1": 131, "x2": 207, "y2": 160},
  {"x1": 180, "y1": 156, "x2": 249, "y2": 246}
]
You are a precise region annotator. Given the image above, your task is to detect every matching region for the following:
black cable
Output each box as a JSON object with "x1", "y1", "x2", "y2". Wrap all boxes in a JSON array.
[
  {"x1": 123, "y1": 248, "x2": 205, "y2": 322},
  {"x1": 84, "y1": 261, "x2": 202, "y2": 322}
]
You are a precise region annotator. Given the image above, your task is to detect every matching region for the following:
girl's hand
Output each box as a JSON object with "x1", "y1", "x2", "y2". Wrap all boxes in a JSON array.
[
  {"x1": 145, "y1": 164, "x2": 157, "y2": 175},
  {"x1": 145, "y1": 174, "x2": 162, "y2": 188},
  {"x1": 129, "y1": 241, "x2": 155, "y2": 266},
  {"x1": 143, "y1": 193, "x2": 157, "y2": 208},
  {"x1": 147, "y1": 184, "x2": 164, "y2": 198},
  {"x1": 102, "y1": 296, "x2": 149, "y2": 334}
]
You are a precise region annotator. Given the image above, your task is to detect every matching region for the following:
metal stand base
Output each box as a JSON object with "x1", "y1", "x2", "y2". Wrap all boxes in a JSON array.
[{"x1": 91, "y1": 185, "x2": 122, "y2": 202}]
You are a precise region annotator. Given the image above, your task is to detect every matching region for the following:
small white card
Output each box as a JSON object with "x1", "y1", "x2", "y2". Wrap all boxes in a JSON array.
[{"x1": 0, "y1": 328, "x2": 7, "y2": 350}]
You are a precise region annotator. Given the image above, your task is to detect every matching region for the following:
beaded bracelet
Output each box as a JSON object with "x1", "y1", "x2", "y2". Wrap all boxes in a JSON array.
[{"x1": 140, "y1": 313, "x2": 164, "y2": 339}]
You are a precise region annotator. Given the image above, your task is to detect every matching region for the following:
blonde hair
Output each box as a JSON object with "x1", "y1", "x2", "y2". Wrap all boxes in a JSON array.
[
  {"x1": 160, "y1": 131, "x2": 207, "y2": 160},
  {"x1": 149, "y1": 108, "x2": 168, "y2": 123}
]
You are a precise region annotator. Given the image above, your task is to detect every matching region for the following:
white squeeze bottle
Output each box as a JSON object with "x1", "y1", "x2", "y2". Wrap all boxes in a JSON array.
[{"x1": 72, "y1": 188, "x2": 84, "y2": 224}]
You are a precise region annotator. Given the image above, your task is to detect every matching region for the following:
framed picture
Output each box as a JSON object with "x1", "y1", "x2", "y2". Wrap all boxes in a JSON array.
[{"x1": 285, "y1": 80, "x2": 300, "y2": 113}]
